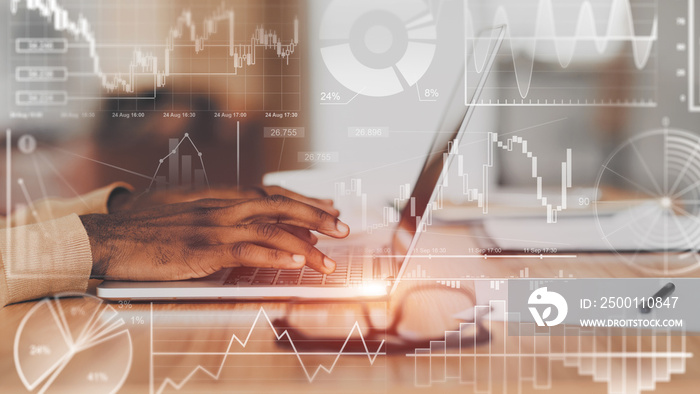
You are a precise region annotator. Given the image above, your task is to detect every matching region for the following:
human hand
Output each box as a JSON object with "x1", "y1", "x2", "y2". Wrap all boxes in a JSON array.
[
  {"x1": 110, "y1": 185, "x2": 339, "y2": 216},
  {"x1": 82, "y1": 195, "x2": 350, "y2": 281}
]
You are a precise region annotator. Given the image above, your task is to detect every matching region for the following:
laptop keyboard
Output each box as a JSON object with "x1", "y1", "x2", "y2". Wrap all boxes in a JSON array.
[{"x1": 223, "y1": 245, "x2": 366, "y2": 287}]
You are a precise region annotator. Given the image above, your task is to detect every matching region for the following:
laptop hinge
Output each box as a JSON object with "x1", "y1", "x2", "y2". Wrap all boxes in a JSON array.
[
  {"x1": 372, "y1": 255, "x2": 381, "y2": 279},
  {"x1": 373, "y1": 252, "x2": 399, "y2": 280},
  {"x1": 392, "y1": 258, "x2": 401, "y2": 277}
]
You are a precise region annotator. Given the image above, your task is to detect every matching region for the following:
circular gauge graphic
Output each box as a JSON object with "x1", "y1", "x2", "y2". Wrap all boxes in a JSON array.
[
  {"x1": 595, "y1": 128, "x2": 700, "y2": 275},
  {"x1": 14, "y1": 293, "x2": 132, "y2": 394},
  {"x1": 319, "y1": 0, "x2": 437, "y2": 97}
]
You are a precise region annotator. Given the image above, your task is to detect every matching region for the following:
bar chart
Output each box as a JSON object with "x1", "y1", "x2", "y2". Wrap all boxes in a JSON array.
[
  {"x1": 409, "y1": 300, "x2": 691, "y2": 393},
  {"x1": 147, "y1": 133, "x2": 209, "y2": 192}
]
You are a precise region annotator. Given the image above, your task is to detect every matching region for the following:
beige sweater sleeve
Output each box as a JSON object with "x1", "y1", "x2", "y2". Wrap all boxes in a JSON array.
[{"x1": 0, "y1": 183, "x2": 132, "y2": 307}]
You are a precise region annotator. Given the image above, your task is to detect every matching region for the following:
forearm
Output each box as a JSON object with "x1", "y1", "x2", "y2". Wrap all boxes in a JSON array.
[
  {"x1": 0, "y1": 214, "x2": 93, "y2": 308},
  {"x1": 79, "y1": 213, "x2": 120, "y2": 279},
  {"x1": 3, "y1": 182, "x2": 133, "y2": 227}
]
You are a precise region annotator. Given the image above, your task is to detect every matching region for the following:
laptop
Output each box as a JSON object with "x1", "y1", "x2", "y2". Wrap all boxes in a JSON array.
[{"x1": 97, "y1": 26, "x2": 505, "y2": 301}]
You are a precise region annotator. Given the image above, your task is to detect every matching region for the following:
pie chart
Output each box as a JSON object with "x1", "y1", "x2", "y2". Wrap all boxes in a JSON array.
[
  {"x1": 319, "y1": 0, "x2": 437, "y2": 97},
  {"x1": 14, "y1": 293, "x2": 132, "y2": 394},
  {"x1": 595, "y1": 128, "x2": 700, "y2": 275}
]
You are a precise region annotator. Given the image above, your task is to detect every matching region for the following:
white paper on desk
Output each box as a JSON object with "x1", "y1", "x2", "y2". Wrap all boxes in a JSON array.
[{"x1": 482, "y1": 202, "x2": 699, "y2": 252}]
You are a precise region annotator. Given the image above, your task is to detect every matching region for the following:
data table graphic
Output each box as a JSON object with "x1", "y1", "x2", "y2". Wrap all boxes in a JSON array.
[
  {"x1": 7, "y1": 0, "x2": 301, "y2": 113},
  {"x1": 14, "y1": 293, "x2": 133, "y2": 394}
]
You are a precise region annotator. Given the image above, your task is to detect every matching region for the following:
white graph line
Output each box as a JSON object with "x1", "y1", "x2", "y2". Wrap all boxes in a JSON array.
[
  {"x1": 146, "y1": 133, "x2": 210, "y2": 192},
  {"x1": 48, "y1": 146, "x2": 155, "y2": 181},
  {"x1": 30, "y1": 155, "x2": 54, "y2": 221},
  {"x1": 10, "y1": 0, "x2": 299, "y2": 94},
  {"x1": 37, "y1": 352, "x2": 75, "y2": 394},
  {"x1": 360, "y1": 254, "x2": 577, "y2": 259},
  {"x1": 319, "y1": 88, "x2": 367, "y2": 105},
  {"x1": 465, "y1": 0, "x2": 657, "y2": 99},
  {"x1": 466, "y1": 133, "x2": 573, "y2": 222},
  {"x1": 5, "y1": 129, "x2": 12, "y2": 274},
  {"x1": 16, "y1": 178, "x2": 43, "y2": 227},
  {"x1": 408, "y1": 352, "x2": 694, "y2": 358},
  {"x1": 74, "y1": 325, "x2": 129, "y2": 354},
  {"x1": 74, "y1": 301, "x2": 113, "y2": 347},
  {"x1": 37, "y1": 153, "x2": 90, "y2": 209},
  {"x1": 153, "y1": 307, "x2": 385, "y2": 394},
  {"x1": 338, "y1": 133, "x2": 573, "y2": 233},
  {"x1": 689, "y1": 0, "x2": 700, "y2": 112}
]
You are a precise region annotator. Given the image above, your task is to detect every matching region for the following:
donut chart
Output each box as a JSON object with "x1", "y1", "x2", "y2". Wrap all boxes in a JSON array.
[
  {"x1": 319, "y1": 0, "x2": 436, "y2": 97},
  {"x1": 14, "y1": 293, "x2": 132, "y2": 394}
]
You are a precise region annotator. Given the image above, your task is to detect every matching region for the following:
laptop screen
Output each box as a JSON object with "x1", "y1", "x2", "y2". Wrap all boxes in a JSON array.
[{"x1": 389, "y1": 27, "x2": 505, "y2": 286}]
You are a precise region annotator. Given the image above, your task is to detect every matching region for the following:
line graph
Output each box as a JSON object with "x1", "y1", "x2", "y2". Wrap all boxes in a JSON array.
[
  {"x1": 146, "y1": 133, "x2": 210, "y2": 193},
  {"x1": 9, "y1": 0, "x2": 301, "y2": 111},
  {"x1": 465, "y1": 0, "x2": 658, "y2": 106},
  {"x1": 150, "y1": 305, "x2": 386, "y2": 394},
  {"x1": 336, "y1": 132, "x2": 573, "y2": 233},
  {"x1": 460, "y1": 133, "x2": 573, "y2": 222}
]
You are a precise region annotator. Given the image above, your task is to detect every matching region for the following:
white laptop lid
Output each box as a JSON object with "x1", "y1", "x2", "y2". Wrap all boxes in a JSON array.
[{"x1": 389, "y1": 26, "x2": 505, "y2": 294}]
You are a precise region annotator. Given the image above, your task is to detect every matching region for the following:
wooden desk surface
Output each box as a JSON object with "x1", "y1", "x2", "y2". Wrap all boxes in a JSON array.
[{"x1": 1, "y1": 225, "x2": 699, "y2": 394}]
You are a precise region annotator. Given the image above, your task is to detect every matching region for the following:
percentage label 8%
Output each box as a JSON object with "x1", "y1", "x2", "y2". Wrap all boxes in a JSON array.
[{"x1": 424, "y1": 89, "x2": 439, "y2": 98}]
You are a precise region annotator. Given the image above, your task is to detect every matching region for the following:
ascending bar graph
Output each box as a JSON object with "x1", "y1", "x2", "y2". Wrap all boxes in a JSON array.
[
  {"x1": 411, "y1": 303, "x2": 495, "y2": 388},
  {"x1": 409, "y1": 300, "x2": 691, "y2": 394}
]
